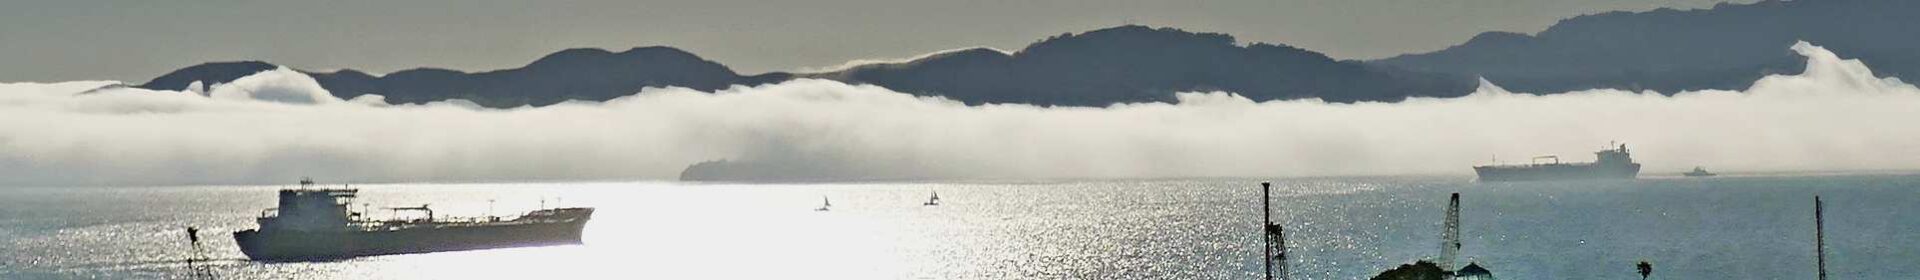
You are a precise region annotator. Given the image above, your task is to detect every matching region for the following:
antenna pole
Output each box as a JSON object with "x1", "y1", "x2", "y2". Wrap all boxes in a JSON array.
[
  {"x1": 1263, "y1": 181, "x2": 1271, "y2": 280},
  {"x1": 1441, "y1": 193, "x2": 1461, "y2": 274},
  {"x1": 1816, "y1": 196, "x2": 1827, "y2": 280},
  {"x1": 184, "y1": 226, "x2": 213, "y2": 279},
  {"x1": 1261, "y1": 181, "x2": 1288, "y2": 280}
]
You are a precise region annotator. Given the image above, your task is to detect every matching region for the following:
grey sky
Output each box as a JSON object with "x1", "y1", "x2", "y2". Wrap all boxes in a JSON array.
[{"x1": 2, "y1": 0, "x2": 1751, "y2": 83}]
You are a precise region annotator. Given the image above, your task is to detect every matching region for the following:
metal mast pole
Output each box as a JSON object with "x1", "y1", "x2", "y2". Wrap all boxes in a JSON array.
[
  {"x1": 1261, "y1": 181, "x2": 1288, "y2": 280},
  {"x1": 1441, "y1": 193, "x2": 1461, "y2": 275},
  {"x1": 1262, "y1": 181, "x2": 1272, "y2": 280},
  {"x1": 1273, "y1": 222, "x2": 1287, "y2": 280},
  {"x1": 1816, "y1": 196, "x2": 1826, "y2": 280}
]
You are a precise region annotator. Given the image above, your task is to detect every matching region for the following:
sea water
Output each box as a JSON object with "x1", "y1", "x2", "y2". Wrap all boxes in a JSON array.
[{"x1": 3, "y1": 174, "x2": 1916, "y2": 279}]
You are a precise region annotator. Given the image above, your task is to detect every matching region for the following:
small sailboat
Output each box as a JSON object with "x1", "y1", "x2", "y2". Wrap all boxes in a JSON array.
[
  {"x1": 815, "y1": 196, "x2": 832, "y2": 211},
  {"x1": 1684, "y1": 166, "x2": 1717, "y2": 177},
  {"x1": 923, "y1": 191, "x2": 941, "y2": 206}
]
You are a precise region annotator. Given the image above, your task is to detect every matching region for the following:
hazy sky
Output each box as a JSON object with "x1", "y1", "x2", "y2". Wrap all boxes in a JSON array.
[{"x1": 3, "y1": 0, "x2": 1753, "y2": 83}]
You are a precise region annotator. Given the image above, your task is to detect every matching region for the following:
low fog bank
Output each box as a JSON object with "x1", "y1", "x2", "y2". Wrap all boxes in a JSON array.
[{"x1": 2, "y1": 42, "x2": 1915, "y2": 186}]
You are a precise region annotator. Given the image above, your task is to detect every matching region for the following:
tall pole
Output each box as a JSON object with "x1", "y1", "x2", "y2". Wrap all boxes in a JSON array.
[
  {"x1": 1261, "y1": 181, "x2": 1289, "y2": 280},
  {"x1": 1440, "y1": 193, "x2": 1461, "y2": 275},
  {"x1": 1815, "y1": 196, "x2": 1826, "y2": 280},
  {"x1": 1262, "y1": 181, "x2": 1272, "y2": 280}
]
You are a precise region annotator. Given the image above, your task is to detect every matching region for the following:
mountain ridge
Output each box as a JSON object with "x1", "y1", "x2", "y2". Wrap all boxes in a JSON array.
[
  {"x1": 803, "y1": 25, "x2": 1472, "y2": 106},
  {"x1": 141, "y1": 0, "x2": 1920, "y2": 108},
  {"x1": 138, "y1": 25, "x2": 1472, "y2": 108},
  {"x1": 1373, "y1": 0, "x2": 1920, "y2": 94},
  {"x1": 142, "y1": 46, "x2": 769, "y2": 108}
]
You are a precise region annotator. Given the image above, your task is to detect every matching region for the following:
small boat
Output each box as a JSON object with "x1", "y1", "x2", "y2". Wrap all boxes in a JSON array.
[
  {"x1": 923, "y1": 191, "x2": 941, "y2": 206},
  {"x1": 815, "y1": 196, "x2": 832, "y2": 211},
  {"x1": 1684, "y1": 166, "x2": 1717, "y2": 177}
]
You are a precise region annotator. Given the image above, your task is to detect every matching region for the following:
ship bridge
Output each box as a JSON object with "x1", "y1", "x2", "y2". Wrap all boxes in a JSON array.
[
  {"x1": 1595, "y1": 143, "x2": 1633, "y2": 164},
  {"x1": 258, "y1": 179, "x2": 362, "y2": 232}
]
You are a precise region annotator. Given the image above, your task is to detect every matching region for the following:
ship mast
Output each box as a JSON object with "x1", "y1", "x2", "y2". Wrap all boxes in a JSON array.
[
  {"x1": 182, "y1": 226, "x2": 215, "y2": 279},
  {"x1": 1261, "y1": 181, "x2": 1289, "y2": 280},
  {"x1": 1815, "y1": 196, "x2": 1827, "y2": 280},
  {"x1": 1440, "y1": 193, "x2": 1461, "y2": 274}
]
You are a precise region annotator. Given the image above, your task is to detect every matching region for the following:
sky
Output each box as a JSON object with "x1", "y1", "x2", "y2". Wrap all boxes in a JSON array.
[{"x1": 1, "y1": 0, "x2": 1755, "y2": 83}]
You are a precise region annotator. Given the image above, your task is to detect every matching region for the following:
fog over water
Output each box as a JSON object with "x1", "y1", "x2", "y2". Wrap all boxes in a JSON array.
[{"x1": 2, "y1": 42, "x2": 1915, "y2": 186}]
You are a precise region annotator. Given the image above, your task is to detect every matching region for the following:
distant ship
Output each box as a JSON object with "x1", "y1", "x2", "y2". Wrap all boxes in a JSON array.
[
  {"x1": 1684, "y1": 166, "x2": 1717, "y2": 177},
  {"x1": 1474, "y1": 143, "x2": 1642, "y2": 182},
  {"x1": 232, "y1": 179, "x2": 593, "y2": 261}
]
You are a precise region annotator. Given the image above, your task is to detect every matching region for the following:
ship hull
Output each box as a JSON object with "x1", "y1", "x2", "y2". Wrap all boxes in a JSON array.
[
  {"x1": 1474, "y1": 163, "x2": 1641, "y2": 182},
  {"x1": 233, "y1": 210, "x2": 590, "y2": 261}
]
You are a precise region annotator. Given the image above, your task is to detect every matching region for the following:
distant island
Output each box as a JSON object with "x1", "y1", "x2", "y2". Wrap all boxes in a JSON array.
[
  {"x1": 678, "y1": 160, "x2": 846, "y2": 182},
  {"x1": 682, "y1": 158, "x2": 959, "y2": 182},
  {"x1": 140, "y1": 0, "x2": 1919, "y2": 108}
]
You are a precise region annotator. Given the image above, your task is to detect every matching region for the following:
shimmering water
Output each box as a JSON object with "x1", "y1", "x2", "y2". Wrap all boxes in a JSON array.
[{"x1": 3, "y1": 174, "x2": 1917, "y2": 279}]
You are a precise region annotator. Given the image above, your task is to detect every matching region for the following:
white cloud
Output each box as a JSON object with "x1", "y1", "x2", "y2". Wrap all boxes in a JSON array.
[
  {"x1": 793, "y1": 47, "x2": 1012, "y2": 73},
  {"x1": 1, "y1": 42, "x2": 1916, "y2": 186},
  {"x1": 204, "y1": 67, "x2": 339, "y2": 105}
]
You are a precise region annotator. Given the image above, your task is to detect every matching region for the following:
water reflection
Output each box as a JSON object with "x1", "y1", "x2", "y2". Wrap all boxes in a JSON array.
[{"x1": 1, "y1": 176, "x2": 1917, "y2": 279}]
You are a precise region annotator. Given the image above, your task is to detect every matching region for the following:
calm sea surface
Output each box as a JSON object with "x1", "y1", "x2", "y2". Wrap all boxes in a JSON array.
[{"x1": 3, "y1": 174, "x2": 1916, "y2": 279}]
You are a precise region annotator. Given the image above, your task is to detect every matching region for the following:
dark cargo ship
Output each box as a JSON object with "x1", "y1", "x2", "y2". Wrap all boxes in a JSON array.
[
  {"x1": 1474, "y1": 143, "x2": 1641, "y2": 182},
  {"x1": 233, "y1": 179, "x2": 593, "y2": 261}
]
